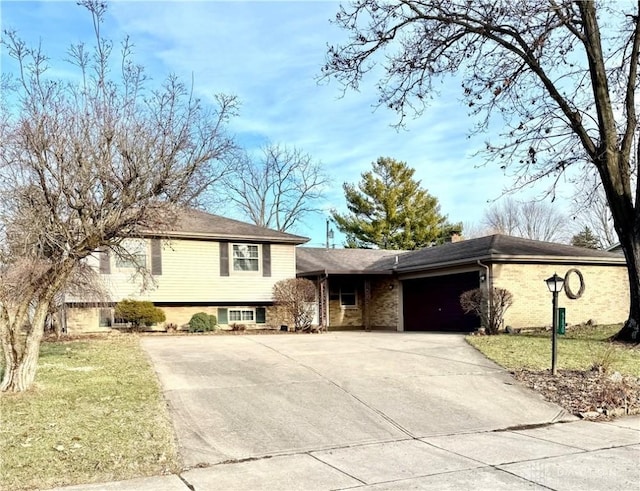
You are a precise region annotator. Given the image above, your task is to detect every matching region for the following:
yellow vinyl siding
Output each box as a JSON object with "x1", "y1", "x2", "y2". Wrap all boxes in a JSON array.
[{"x1": 77, "y1": 239, "x2": 296, "y2": 303}]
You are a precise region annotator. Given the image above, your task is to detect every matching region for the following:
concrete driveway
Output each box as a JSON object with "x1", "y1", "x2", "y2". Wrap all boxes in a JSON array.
[{"x1": 141, "y1": 331, "x2": 572, "y2": 470}]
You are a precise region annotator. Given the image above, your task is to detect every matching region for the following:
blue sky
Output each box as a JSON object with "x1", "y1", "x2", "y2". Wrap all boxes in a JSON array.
[{"x1": 0, "y1": 0, "x2": 566, "y2": 247}]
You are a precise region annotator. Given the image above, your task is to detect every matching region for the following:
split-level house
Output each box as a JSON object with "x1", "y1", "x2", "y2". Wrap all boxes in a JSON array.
[
  {"x1": 64, "y1": 209, "x2": 308, "y2": 332},
  {"x1": 297, "y1": 235, "x2": 629, "y2": 332},
  {"x1": 66, "y1": 211, "x2": 629, "y2": 333}
]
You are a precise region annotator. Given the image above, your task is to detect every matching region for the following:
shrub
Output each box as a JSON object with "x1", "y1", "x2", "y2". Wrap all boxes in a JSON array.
[
  {"x1": 273, "y1": 278, "x2": 316, "y2": 332},
  {"x1": 188, "y1": 312, "x2": 218, "y2": 333},
  {"x1": 114, "y1": 299, "x2": 166, "y2": 330},
  {"x1": 460, "y1": 287, "x2": 514, "y2": 335},
  {"x1": 230, "y1": 323, "x2": 246, "y2": 331}
]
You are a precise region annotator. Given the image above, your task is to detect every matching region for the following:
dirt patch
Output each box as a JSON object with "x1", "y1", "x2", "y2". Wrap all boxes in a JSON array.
[{"x1": 513, "y1": 368, "x2": 640, "y2": 420}]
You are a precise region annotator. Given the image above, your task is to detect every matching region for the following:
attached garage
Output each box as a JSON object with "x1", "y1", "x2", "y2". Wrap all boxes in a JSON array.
[
  {"x1": 402, "y1": 272, "x2": 480, "y2": 332},
  {"x1": 297, "y1": 235, "x2": 629, "y2": 332}
]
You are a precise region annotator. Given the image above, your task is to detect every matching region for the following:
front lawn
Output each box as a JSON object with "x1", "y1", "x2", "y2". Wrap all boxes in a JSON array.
[
  {"x1": 467, "y1": 324, "x2": 639, "y2": 376},
  {"x1": 0, "y1": 335, "x2": 179, "y2": 491},
  {"x1": 467, "y1": 324, "x2": 640, "y2": 417}
]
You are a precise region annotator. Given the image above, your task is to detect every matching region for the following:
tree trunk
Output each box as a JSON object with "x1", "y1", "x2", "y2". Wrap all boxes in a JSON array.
[
  {"x1": 613, "y1": 232, "x2": 640, "y2": 342},
  {"x1": 0, "y1": 301, "x2": 49, "y2": 392},
  {"x1": 0, "y1": 344, "x2": 41, "y2": 392}
]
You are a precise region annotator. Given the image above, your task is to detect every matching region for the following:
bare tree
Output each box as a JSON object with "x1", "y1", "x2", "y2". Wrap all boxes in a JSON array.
[
  {"x1": 571, "y1": 185, "x2": 619, "y2": 249},
  {"x1": 482, "y1": 198, "x2": 568, "y2": 242},
  {"x1": 221, "y1": 143, "x2": 329, "y2": 232},
  {"x1": 272, "y1": 278, "x2": 317, "y2": 331},
  {"x1": 323, "y1": 0, "x2": 640, "y2": 341},
  {"x1": 0, "y1": 1, "x2": 237, "y2": 392}
]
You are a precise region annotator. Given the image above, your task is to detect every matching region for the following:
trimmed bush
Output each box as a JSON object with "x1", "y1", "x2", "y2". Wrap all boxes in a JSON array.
[
  {"x1": 460, "y1": 287, "x2": 514, "y2": 335},
  {"x1": 114, "y1": 300, "x2": 166, "y2": 330},
  {"x1": 188, "y1": 312, "x2": 218, "y2": 333}
]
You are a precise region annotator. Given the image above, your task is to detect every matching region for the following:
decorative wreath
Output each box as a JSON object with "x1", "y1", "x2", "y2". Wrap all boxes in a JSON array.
[{"x1": 564, "y1": 268, "x2": 585, "y2": 299}]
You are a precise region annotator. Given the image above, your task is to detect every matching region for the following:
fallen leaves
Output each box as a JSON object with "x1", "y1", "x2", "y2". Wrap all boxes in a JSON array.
[{"x1": 513, "y1": 368, "x2": 640, "y2": 419}]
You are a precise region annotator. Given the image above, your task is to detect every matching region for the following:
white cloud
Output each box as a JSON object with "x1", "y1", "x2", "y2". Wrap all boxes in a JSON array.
[{"x1": 2, "y1": 0, "x2": 568, "y2": 247}]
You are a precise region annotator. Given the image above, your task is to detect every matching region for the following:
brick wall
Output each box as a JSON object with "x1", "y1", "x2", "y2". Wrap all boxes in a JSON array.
[
  {"x1": 66, "y1": 304, "x2": 282, "y2": 333},
  {"x1": 492, "y1": 263, "x2": 629, "y2": 328},
  {"x1": 369, "y1": 278, "x2": 399, "y2": 329},
  {"x1": 326, "y1": 277, "x2": 400, "y2": 330}
]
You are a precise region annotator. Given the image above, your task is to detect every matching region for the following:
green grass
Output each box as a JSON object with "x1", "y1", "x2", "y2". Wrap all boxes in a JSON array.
[
  {"x1": 0, "y1": 336, "x2": 180, "y2": 491},
  {"x1": 467, "y1": 324, "x2": 640, "y2": 376}
]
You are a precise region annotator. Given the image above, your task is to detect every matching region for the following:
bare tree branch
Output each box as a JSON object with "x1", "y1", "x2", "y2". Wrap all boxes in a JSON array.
[
  {"x1": 0, "y1": 0, "x2": 237, "y2": 391},
  {"x1": 322, "y1": 0, "x2": 640, "y2": 341},
  {"x1": 221, "y1": 143, "x2": 330, "y2": 232}
]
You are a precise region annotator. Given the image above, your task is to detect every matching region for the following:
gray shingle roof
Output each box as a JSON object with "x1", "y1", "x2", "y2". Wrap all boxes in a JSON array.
[
  {"x1": 297, "y1": 235, "x2": 624, "y2": 275},
  {"x1": 152, "y1": 209, "x2": 309, "y2": 244},
  {"x1": 296, "y1": 247, "x2": 401, "y2": 274},
  {"x1": 390, "y1": 234, "x2": 624, "y2": 272}
]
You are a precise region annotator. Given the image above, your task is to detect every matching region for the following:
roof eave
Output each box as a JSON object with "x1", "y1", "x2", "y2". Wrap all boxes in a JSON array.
[
  {"x1": 143, "y1": 230, "x2": 309, "y2": 244},
  {"x1": 297, "y1": 269, "x2": 394, "y2": 276},
  {"x1": 488, "y1": 254, "x2": 626, "y2": 265},
  {"x1": 394, "y1": 253, "x2": 626, "y2": 274}
]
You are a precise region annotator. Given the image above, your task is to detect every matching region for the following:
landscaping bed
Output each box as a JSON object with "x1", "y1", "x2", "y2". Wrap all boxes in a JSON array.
[
  {"x1": 514, "y1": 368, "x2": 640, "y2": 419},
  {"x1": 467, "y1": 324, "x2": 640, "y2": 420}
]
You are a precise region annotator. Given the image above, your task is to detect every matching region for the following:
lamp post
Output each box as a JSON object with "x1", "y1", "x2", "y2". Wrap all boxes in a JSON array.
[
  {"x1": 326, "y1": 219, "x2": 334, "y2": 249},
  {"x1": 545, "y1": 273, "x2": 565, "y2": 376}
]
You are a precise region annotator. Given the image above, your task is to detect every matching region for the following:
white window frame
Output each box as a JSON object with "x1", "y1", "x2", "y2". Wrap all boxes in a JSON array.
[
  {"x1": 232, "y1": 244, "x2": 260, "y2": 272},
  {"x1": 115, "y1": 239, "x2": 148, "y2": 269},
  {"x1": 229, "y1": 308, "x2": 255, "y2": 323}
]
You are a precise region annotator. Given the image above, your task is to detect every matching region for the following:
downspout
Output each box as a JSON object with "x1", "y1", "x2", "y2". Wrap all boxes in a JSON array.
[{"x1": 477, "y1": 260, "x2": 492, "y2": 331}]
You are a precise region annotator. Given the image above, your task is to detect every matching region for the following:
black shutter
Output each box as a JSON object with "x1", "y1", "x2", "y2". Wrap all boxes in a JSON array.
[
  {"x1": 99, "y1": 249, "x2": 111, "y2": 274},
  {"x1": 262, "y1": 244, "x2": 271, "y2": 277},
  {"x1": 256, "y1": 307, "x2": 266, "y2": 324},
  {"x1": 151, "y1": 239, "x2": 162, "y2": 275},
  {"x1": 218, "y1": 308, "x2": 228, "y2": 324},
  {"x1": 220, "y1": 242, "x2": 229, "y2": 276}
]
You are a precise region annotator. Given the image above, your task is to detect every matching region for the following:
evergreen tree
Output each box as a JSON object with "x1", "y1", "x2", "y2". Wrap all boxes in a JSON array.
[
  {"x1": 331, "y1": 157, "x2": 459, "y2": 249},
  {"x1": 571, "y1": 227, "x2": 602, "y2": 250}
]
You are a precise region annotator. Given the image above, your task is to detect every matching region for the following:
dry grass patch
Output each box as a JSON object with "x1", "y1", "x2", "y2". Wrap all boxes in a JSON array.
[
  {"x1": 0, "y1": 335, "x2": 179, "y2": 491},
  {"x1": 467, "y1": 324, "x2": 640, "y2": 418},
  {"x1": 467, "y1": 324, "x2": 639, "y2": 376}
]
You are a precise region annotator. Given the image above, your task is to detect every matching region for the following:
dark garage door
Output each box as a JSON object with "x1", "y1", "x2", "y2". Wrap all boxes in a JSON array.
[{"x1": 403, "y1": 272, "x2": 479, "y2": 332}]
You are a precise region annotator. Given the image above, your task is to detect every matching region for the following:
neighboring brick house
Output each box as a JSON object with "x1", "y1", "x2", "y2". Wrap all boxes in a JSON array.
[
  {"x1": 297, "y1": 235, "x2": 629, "y2": 332},
  {"x1": 64, "y1": 209, "x2": 308, "y2": 332}
]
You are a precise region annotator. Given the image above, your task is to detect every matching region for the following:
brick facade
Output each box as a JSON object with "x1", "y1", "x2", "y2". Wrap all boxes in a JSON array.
[
  {"x1": 66, "y1": 304, "x2": 282, "y2": 333},
  {"x1": 492, "y1": 263, "x2": 629, "y2": 328},
  {"x1": 326, "y1": 277, "x2": 399, "y2": 330}
]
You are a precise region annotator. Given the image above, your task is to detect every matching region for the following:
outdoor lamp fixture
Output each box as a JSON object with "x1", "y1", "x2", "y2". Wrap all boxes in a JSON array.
[
  {"x1": 545, "y1": 273, "x2": 565, "y2": 375},
  {"x1": 326, "y1": 219, "x2": 334, "y2": 249}
]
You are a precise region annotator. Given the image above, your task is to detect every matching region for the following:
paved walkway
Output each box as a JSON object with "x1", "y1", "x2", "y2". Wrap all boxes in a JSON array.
[{"x1": 52, "y1": 333, "x2": 639, "y2": 490}]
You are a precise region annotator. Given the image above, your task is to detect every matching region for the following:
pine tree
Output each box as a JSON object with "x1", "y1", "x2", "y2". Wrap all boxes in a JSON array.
[
  {"x1": 332, "y1": 157, "x2": 459, "y2": 249},
  {"x1": 571, "y1": 226, "x2": 602, "y2": 250}
]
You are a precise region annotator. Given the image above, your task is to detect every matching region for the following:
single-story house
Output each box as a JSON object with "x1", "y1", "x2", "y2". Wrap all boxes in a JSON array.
[
  {"x1": 297, "y1": 235, "x2": 629, "y2": 332},
  {"x1": 64, "y1": 209, "x2": 309, "y2": 332}
]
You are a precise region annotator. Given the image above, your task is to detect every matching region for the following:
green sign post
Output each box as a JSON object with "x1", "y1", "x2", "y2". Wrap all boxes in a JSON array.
[{"x1": 558, "y1": 307, "x2": 566, "y2": 335}]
